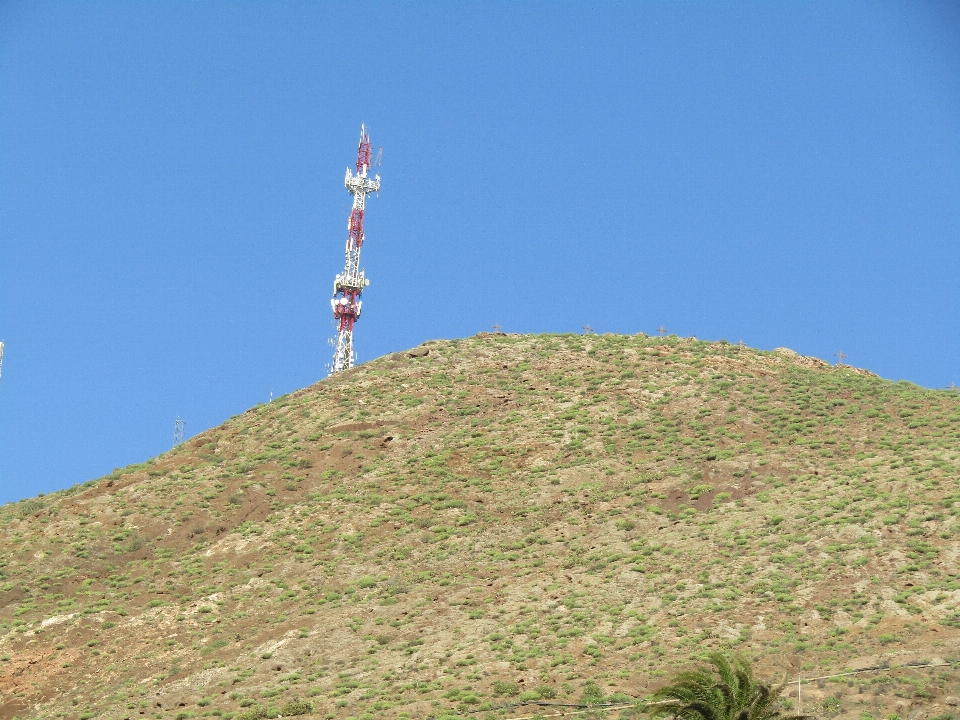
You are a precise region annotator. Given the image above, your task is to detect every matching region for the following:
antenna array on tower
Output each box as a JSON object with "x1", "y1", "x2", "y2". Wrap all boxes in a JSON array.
[{"x1": 329, "y1": 125, "x2": 381, "y2": 374}]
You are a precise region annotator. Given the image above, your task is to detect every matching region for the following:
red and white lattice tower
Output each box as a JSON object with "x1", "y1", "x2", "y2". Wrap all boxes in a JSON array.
[{"x1": 329, "y1": 124, "x2": 380, "y2": 374}]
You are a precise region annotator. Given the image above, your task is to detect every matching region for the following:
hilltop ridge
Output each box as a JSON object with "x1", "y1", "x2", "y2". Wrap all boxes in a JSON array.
[{"x1": 2, "y1": 333, "x2": 959, "y2": 720}]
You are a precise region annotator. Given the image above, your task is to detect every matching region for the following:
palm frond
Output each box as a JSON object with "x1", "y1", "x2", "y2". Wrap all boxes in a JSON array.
[{"x1": 646, "y1": 651, "x2": 802, "y2": 720}]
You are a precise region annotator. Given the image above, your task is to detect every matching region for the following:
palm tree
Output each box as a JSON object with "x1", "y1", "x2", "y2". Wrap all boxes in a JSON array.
[{"x1": 646, "y1": 651, "x2": 810, "y2": 720}]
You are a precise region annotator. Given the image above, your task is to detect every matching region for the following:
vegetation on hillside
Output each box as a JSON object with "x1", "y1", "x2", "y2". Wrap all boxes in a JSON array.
[
  {"x1": 1, "y1": 333, "x2": 958, "y2": 720},
  {"x1": 648, "y1": 652, "x2": 804, "y2": 720}
]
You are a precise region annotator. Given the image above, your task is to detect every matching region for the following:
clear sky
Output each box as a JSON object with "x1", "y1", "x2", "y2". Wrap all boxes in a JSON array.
[{"x1": 1, "y1": 1, "x2": 958, "y2": 504}]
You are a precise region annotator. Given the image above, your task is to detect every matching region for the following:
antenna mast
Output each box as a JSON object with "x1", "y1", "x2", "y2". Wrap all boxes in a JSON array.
[
  {"x1": 329, "y1": 124, "x2": 381, "y2": 374},
  {"x1": 173, "y1": 417, "x2": 185, "y2": 448}
]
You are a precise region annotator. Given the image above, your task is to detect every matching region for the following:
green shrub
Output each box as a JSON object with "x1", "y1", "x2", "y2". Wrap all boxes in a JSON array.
[
  {"x1": 689, "y1": 484, "x2": 714, "y2": 500},
  {"x1": 492, "y1": 681, "x2": 520, "y2": 697},
  {"x1": 940, "y1": 612, "x2": 960, "y2": 628},
  {"x1": 202, "y1": 639, "x2": 228, "y2": 655},
  {"x1": 236, "y1": 706, "x2": 268, "y2": 720},
  {"x1": 581, "y1": 680, "x2": 604, "y2": 705},
  {"x1": 823, "y1": 696, "x2": 842, "y2": 715},
  {"x1": 280, "y1": 700, "x2": 313, "y2": 717}
]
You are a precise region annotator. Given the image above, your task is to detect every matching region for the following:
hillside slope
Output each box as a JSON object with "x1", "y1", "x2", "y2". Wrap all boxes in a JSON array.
[{"x1": 2, "y1": 333, "x2": 960, "y2": 720}]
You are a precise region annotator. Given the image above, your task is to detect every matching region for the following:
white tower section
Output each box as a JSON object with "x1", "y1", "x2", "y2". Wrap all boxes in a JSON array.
[
  {"x1": 173, "y1": 417, "x2": 185, "y2": 448},
  {"x1": 330, "y1": 125, "x2": 380, "y2": 374}
]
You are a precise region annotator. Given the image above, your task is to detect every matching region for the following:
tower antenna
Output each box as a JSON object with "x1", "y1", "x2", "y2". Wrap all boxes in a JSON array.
[
  {"x1": 329, "y1": 124, "x2": 381, "y2": 374},
  {"x1": 173, "y1": 417, "x2": 185, "y2": 448}
]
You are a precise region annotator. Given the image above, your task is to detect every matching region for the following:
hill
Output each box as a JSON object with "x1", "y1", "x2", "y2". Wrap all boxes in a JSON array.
[{"x1": 2, "y1": 333, "x2": 960, "y2": 720}]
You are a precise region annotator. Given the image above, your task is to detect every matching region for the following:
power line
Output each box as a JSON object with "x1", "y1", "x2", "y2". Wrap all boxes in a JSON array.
[
  {"x1": 804, "y1": 660, "x2": 956, "y2": 683},
  {"x1": 501, "y1": 704, "x2": 636, "y2": 720},
  {"x1": 796, "y1": 661, "x2": 958, "y2": 713},
  {"x1": 465, "y1": 700, "x2": 669, "y2": 718}
]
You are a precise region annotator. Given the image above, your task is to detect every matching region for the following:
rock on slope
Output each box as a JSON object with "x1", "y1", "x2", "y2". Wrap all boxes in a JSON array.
[{"x1": 2, "y1": 333, "x2": 960, "y2": 720}]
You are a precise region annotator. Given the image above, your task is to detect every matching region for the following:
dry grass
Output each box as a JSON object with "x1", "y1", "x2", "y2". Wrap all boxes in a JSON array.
[{"x1": 1, "y1": 333, "x2": 959, "y2": 720}]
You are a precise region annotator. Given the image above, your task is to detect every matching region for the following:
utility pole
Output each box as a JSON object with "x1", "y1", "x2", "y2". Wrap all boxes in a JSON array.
[
  {"x1": 834, "y1": 351, "x2": 847, "y2": 366},
  {"x1": 173, "y1": 417, "x2": 185, "y2": 448},
  {"x1": 329, "y1": 124, "x2": 381, "y2": 374}
]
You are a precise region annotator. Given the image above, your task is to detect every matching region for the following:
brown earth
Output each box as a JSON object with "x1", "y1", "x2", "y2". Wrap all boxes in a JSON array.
[{"x1": 1, "y1": 333, "x2": 959, "y2": 720}]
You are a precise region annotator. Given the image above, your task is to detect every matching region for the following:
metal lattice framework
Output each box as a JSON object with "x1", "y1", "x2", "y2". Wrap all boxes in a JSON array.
[
  {"x1": 329, "y1": 124, "x2": 380, "y2": 374},
  {"x1": 173, "y1": 417, "x2": 185, "y2": 448}
]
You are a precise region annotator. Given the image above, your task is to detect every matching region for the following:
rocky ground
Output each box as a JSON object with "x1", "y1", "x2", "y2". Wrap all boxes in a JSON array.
[{"x1": 2, "y1": 333, "x2": 959, "y2": 720}]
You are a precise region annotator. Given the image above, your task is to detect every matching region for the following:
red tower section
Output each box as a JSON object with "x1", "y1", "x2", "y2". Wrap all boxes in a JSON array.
[{"x1": 330, "y1": 125, "x2": 380, "y2": 373}]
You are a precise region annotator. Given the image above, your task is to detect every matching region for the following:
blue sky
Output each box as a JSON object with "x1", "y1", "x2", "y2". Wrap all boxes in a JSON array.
[{"x1": 1, "y1": 1, "x2": 958, "y2": 504}]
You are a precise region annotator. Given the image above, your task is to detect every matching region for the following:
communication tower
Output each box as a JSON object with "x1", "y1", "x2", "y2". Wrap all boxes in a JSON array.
[
  {"x1": 173, "y1": 417, "x2": 185, "y2": 448},
  {"x1": 329, "y1": 124, "x2": 381, "y2": 374}
]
